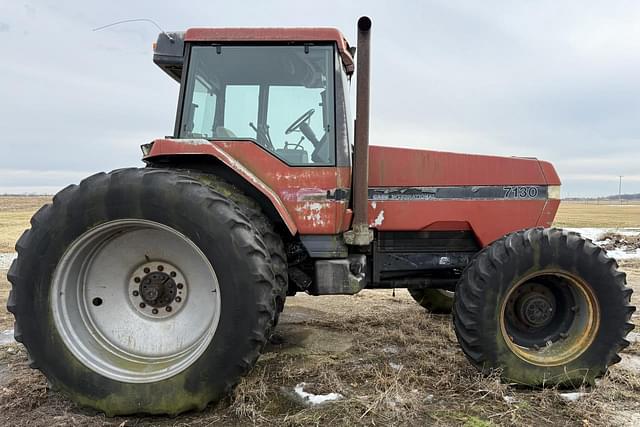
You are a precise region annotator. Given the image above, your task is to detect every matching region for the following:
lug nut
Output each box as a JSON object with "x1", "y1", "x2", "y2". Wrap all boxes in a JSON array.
[
  {"x1": 139, "y1": 302, "x2": 146, "y2": 308},
  {"x1": 157, "y1": 265, "x2": 164, "y2": 271},
  {"x1": 133, "y1": 290, "x2": 139, "y2": 297},
  {"x1": 175, "y1": 296, "x2": 182, "y2": 303},
  {"x1": 177, "y1": 283, "x2": 183, "y2": 289},
  {"x1": 144, "y1": 267, "x2": 150, "y2": 273},
  {"x1": 170, "y1": 271, "x2": 176, "y2": 277},
  {"x1": 134, "y1": 277, "x2": 141, "y2": 283},
  {"x1": 152, "y1": 308, "x2": 158, "y2": 314},
  {"x1": 166, "y1": 306, "x2": 172, "y2": 312}
]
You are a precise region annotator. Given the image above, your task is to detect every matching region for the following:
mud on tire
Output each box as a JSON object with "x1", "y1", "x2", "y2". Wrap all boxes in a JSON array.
[
  {"x1": 6, "y1": 168, "x2": 279, "y2": 415},
  {"x1": 453, "y1": 227, "x2": 635, "y2": 386}
]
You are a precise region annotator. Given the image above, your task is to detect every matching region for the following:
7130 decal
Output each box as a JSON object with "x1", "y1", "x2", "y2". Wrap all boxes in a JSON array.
[{"x1": 503, "y1": 186, "x2": 539, "y2": 199}]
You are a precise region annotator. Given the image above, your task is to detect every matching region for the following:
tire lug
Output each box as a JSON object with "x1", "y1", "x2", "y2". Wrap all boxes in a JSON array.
[
  {"x1": 139, "y1": 303, "x2": 146, "y2": 308},
  {"x1": 175, "y1": 297, "x2": 182, "y2": 303},
  {"x1": 143, "y1": 267, "x2": 150, "y2": 274},
  {"x1": 170, "y1": 271, "x2": 176, "y2": 277},
  {"x1": 134, "y1": 277, "x2": 141, "y2": 283},
  {"x1": 157, "y1": 265, "x2": 164, "y2": 271},
  {"x1": 152, "y1": 308, "x2": 158, "y2": 315},
  {"x1": 177, "y1": 283, "x2": 184, "y2": 289},
  {"x1": 133, "y1": 290, "x2": 139, "y2": 297},
  {"x1": 166, "y1": 306, "x2": 172, "y2": 312}
]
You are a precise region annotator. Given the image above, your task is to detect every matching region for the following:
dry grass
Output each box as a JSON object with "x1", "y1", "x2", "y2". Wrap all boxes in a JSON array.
[
  {"x1": 554, "y1": 201, "x2": 640, "y2": 228},
  {"x1": 0, "y1": 196, "x2": 50, "y2": 252},
  {"x1": 4, "y1": 288, "x2": 639, "y2": 426},
  {"x1": 0, "y1": 196, "x2": 639, "y2": 426}
]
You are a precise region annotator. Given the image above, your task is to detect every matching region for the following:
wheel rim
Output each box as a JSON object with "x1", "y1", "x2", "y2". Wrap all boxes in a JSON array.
[
  {"x1": 51, "y1": 219, "x2": 221, "y2": 383},
  {"x1": 499, "y1": 271, "x2": 599, "y2": 367}
]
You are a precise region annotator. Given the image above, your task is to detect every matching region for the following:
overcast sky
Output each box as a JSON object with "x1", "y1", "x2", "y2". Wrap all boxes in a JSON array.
[{"x1": 1, "y1": 1, "x2": 639, "y2": 197}]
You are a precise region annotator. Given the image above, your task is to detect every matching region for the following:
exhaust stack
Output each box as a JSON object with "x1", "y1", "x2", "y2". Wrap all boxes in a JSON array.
[{"x1": 345, "y1": 16, "x2": 374, "y2": 246}]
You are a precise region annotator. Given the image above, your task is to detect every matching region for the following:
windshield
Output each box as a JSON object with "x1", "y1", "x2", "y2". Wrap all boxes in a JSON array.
[{"x1": 179, "y1": 45, "x2": 336, "y2": 166}]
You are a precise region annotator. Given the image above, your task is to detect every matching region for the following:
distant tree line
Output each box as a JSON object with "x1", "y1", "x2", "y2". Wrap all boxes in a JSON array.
[{"x1": 564, "y1": 193, "x2": 640, "y2": 201}]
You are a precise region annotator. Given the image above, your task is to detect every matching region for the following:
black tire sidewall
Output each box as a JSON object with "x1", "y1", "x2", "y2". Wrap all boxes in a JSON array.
[
  {"x1": 468, "y1": 230, "x2": 629, "y2": 384},
  {"x1": 14, "y1": 169, "x2": 275, "y2": 415}
]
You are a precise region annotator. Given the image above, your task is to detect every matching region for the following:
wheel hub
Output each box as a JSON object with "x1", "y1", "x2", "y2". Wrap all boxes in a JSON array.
[
  {"x1": 139, "y1": 271, "x2": 176, "y2": 307},
  {"x1": 129, "y1": 261, "x2": 187, "y2": 318},
  {"x1": 517, "y1": 293, "x2": 554, "y2": 327}
]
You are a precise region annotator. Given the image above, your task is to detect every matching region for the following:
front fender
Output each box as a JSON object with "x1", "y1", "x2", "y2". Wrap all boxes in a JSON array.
[{"x1": 144, "y1": 138, "x2": 298, "y2": 235}]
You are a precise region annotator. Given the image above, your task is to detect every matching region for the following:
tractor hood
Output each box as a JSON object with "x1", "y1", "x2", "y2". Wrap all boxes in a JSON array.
[{"x1": 368, "y1": 146, "x2": 560, "y2": 188}]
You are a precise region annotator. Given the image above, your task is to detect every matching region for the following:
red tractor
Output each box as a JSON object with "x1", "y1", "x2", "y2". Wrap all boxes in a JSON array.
[{"x1": 7, "y1": 17, "x2": 634, "y2": 415}]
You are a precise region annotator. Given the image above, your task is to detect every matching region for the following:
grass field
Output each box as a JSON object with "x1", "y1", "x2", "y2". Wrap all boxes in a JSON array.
[
  {"x1": 0, "y1": 197, "x2": 639, "y2": 426},
  {"x1": 0, "y1": 196, "x2": 50, "y2": 252},
  {"x1": 555, "y1": 201, "x2": 640, "y2": 228}
]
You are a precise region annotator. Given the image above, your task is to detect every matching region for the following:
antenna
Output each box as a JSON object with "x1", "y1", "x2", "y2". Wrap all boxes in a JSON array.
[{"x1": 92, "y1": 18, "x2": 174, "y2": 42}]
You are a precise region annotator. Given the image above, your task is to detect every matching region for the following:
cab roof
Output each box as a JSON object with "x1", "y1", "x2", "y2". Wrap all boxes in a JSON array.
[{"x1": 184, "y1": 27, "x2": 354, "y2": 73}]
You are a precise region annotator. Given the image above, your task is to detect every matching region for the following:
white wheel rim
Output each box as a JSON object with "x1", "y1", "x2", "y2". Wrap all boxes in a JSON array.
[{"x1": 51, "y1": 219, "x2": 221, "y2": 383}]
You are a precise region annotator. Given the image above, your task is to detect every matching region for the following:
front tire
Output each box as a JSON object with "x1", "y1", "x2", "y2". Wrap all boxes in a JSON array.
[
  {"x1": 6, "y1": 168, "x2": 278, "y2": 415},
  {"x1": 408, "y1": 288, "x2": 454, "y2": 314},
  {"x1": 453, "y1": 228, "x2": 635, "y2": 386}
]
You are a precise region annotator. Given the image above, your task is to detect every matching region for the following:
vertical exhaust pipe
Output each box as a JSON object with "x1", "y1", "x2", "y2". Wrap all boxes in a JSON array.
[{"x1": 345, "y1": 16, "x2": 374, "y2": 246}]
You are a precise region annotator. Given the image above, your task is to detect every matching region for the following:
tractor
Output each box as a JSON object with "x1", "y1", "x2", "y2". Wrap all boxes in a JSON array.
[{"x1": 7, "y1": 17, "x2": 634, "y2": 415}]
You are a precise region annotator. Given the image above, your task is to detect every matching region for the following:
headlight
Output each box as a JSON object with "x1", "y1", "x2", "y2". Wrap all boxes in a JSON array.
[{"x1": 547, "y1": 185, "x2": 561, "y2": 200}]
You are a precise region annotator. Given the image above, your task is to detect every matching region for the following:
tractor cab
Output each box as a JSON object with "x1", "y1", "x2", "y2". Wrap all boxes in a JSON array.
[{"x1": 154, "y1": 29, "x2": 355, "y2": 167}]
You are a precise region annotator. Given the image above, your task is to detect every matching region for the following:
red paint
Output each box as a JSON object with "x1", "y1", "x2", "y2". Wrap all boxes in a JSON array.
[
  {"x1": 184, "y1": 27, "x2": 354, "y2": 73},
  {"x1": 368, "y1": 146, "x2": 560, "y2": 186},
  {"x1": 146, "y1": 139, "x2": 561, "y2": 245},
  {"x1": 368, "y1": 200, "x2": 552, "y2": 246},
  {"x1": 146, "y1": 139, "x2": 350, "y2": 235}
]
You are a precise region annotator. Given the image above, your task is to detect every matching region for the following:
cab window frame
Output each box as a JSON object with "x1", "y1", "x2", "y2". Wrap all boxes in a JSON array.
[{"x1": 174, "y1": 42, "x2": 339, "y2": 168}]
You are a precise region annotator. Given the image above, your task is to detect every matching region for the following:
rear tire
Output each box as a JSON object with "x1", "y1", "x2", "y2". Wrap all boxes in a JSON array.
[
  {"x1": 453, "y1": 228, "x2": 635, "y2": 386},
  {"x1": 6, "y1": 168, "x2": 278, "y2": 415},
  {"x1": 408, "y1": 288, "x2": 454, "y2": 314},
  {"x1": 180, "y1": 173, "x2": 288, "y2": 326}
]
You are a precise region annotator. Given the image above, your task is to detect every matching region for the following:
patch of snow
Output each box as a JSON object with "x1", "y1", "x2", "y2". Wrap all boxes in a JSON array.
[
  {"x1": 503, "y1": 395, "x2": 517, "y2": 404},
  {"x1": 559, "y1": 392, "x2": 589, "y2": 402},
  {"x1": 619, "y1": 354, "x2": 640, "y2": 373},
  {"x1": 606, "y1": 248, "x2": 640, "y2": 260},
  {"x1": 0, "y1": 329, "x2": 15, "y2": 346},
  {"x1": 382, "y1": 346, "x2": 399, "y2": 354},
  {"x1": 627, "y1": 332, "x2": 639, "y2": 343},
  {"x1": 294, "y1": 383, "x2": 343, "y2": 406},
  {"x1": 0, "y1": 253, "x2": 17, "y2": 270},
  {"x1": 565, "y1": 228, "x2": 640, "y2": 259},
  {"x1": 389, "y1": 362, "x2": 403, "y2": 371}
]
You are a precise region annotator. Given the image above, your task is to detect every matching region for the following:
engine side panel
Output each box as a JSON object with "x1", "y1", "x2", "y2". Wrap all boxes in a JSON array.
[{"x1": 366, "y1": 146, "x2": 561, "y2": 246}]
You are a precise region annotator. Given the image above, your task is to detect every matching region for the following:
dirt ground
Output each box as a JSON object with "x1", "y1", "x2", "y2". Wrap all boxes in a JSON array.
[{"x1": 0, "y1": 197, "x2": 639, "y2": 426}]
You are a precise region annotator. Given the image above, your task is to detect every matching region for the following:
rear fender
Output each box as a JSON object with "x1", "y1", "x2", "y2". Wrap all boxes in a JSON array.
[{"x1": 144, "y1": 139, "x2": 298, "y2": 235}]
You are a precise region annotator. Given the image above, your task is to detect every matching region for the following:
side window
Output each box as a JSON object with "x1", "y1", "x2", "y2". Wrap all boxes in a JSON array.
[
  {"x1": 267, "y1": 86, "x2": 334, "y2": 165},
  {"x1": 182, "y1": 77, "x2": 217, "y2": 138},
  {"x1": 223, "y1": 85, "x2": 259, "y2": 137},
  {"x1": 190, "y1": 78, "x2": 216, "y2": 138}
]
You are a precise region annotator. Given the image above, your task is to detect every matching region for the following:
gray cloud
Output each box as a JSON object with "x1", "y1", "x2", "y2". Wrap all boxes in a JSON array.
[{"x1": 0, "y1": 0, "x2": 638, "y2": 197}]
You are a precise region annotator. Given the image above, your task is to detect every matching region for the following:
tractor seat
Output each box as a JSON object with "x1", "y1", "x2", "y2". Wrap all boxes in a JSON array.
[
  {"x1": 276, "y1": 148, "x2": 309, "y2": 165},
  {"x1": 214, "y1": 127, "x2": 237, "y2": 138}
]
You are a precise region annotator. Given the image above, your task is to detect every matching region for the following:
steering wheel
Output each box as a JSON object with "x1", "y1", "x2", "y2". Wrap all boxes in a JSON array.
[{"x1": 285, "y1": 109, "x2": 315, "y2": 135}]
